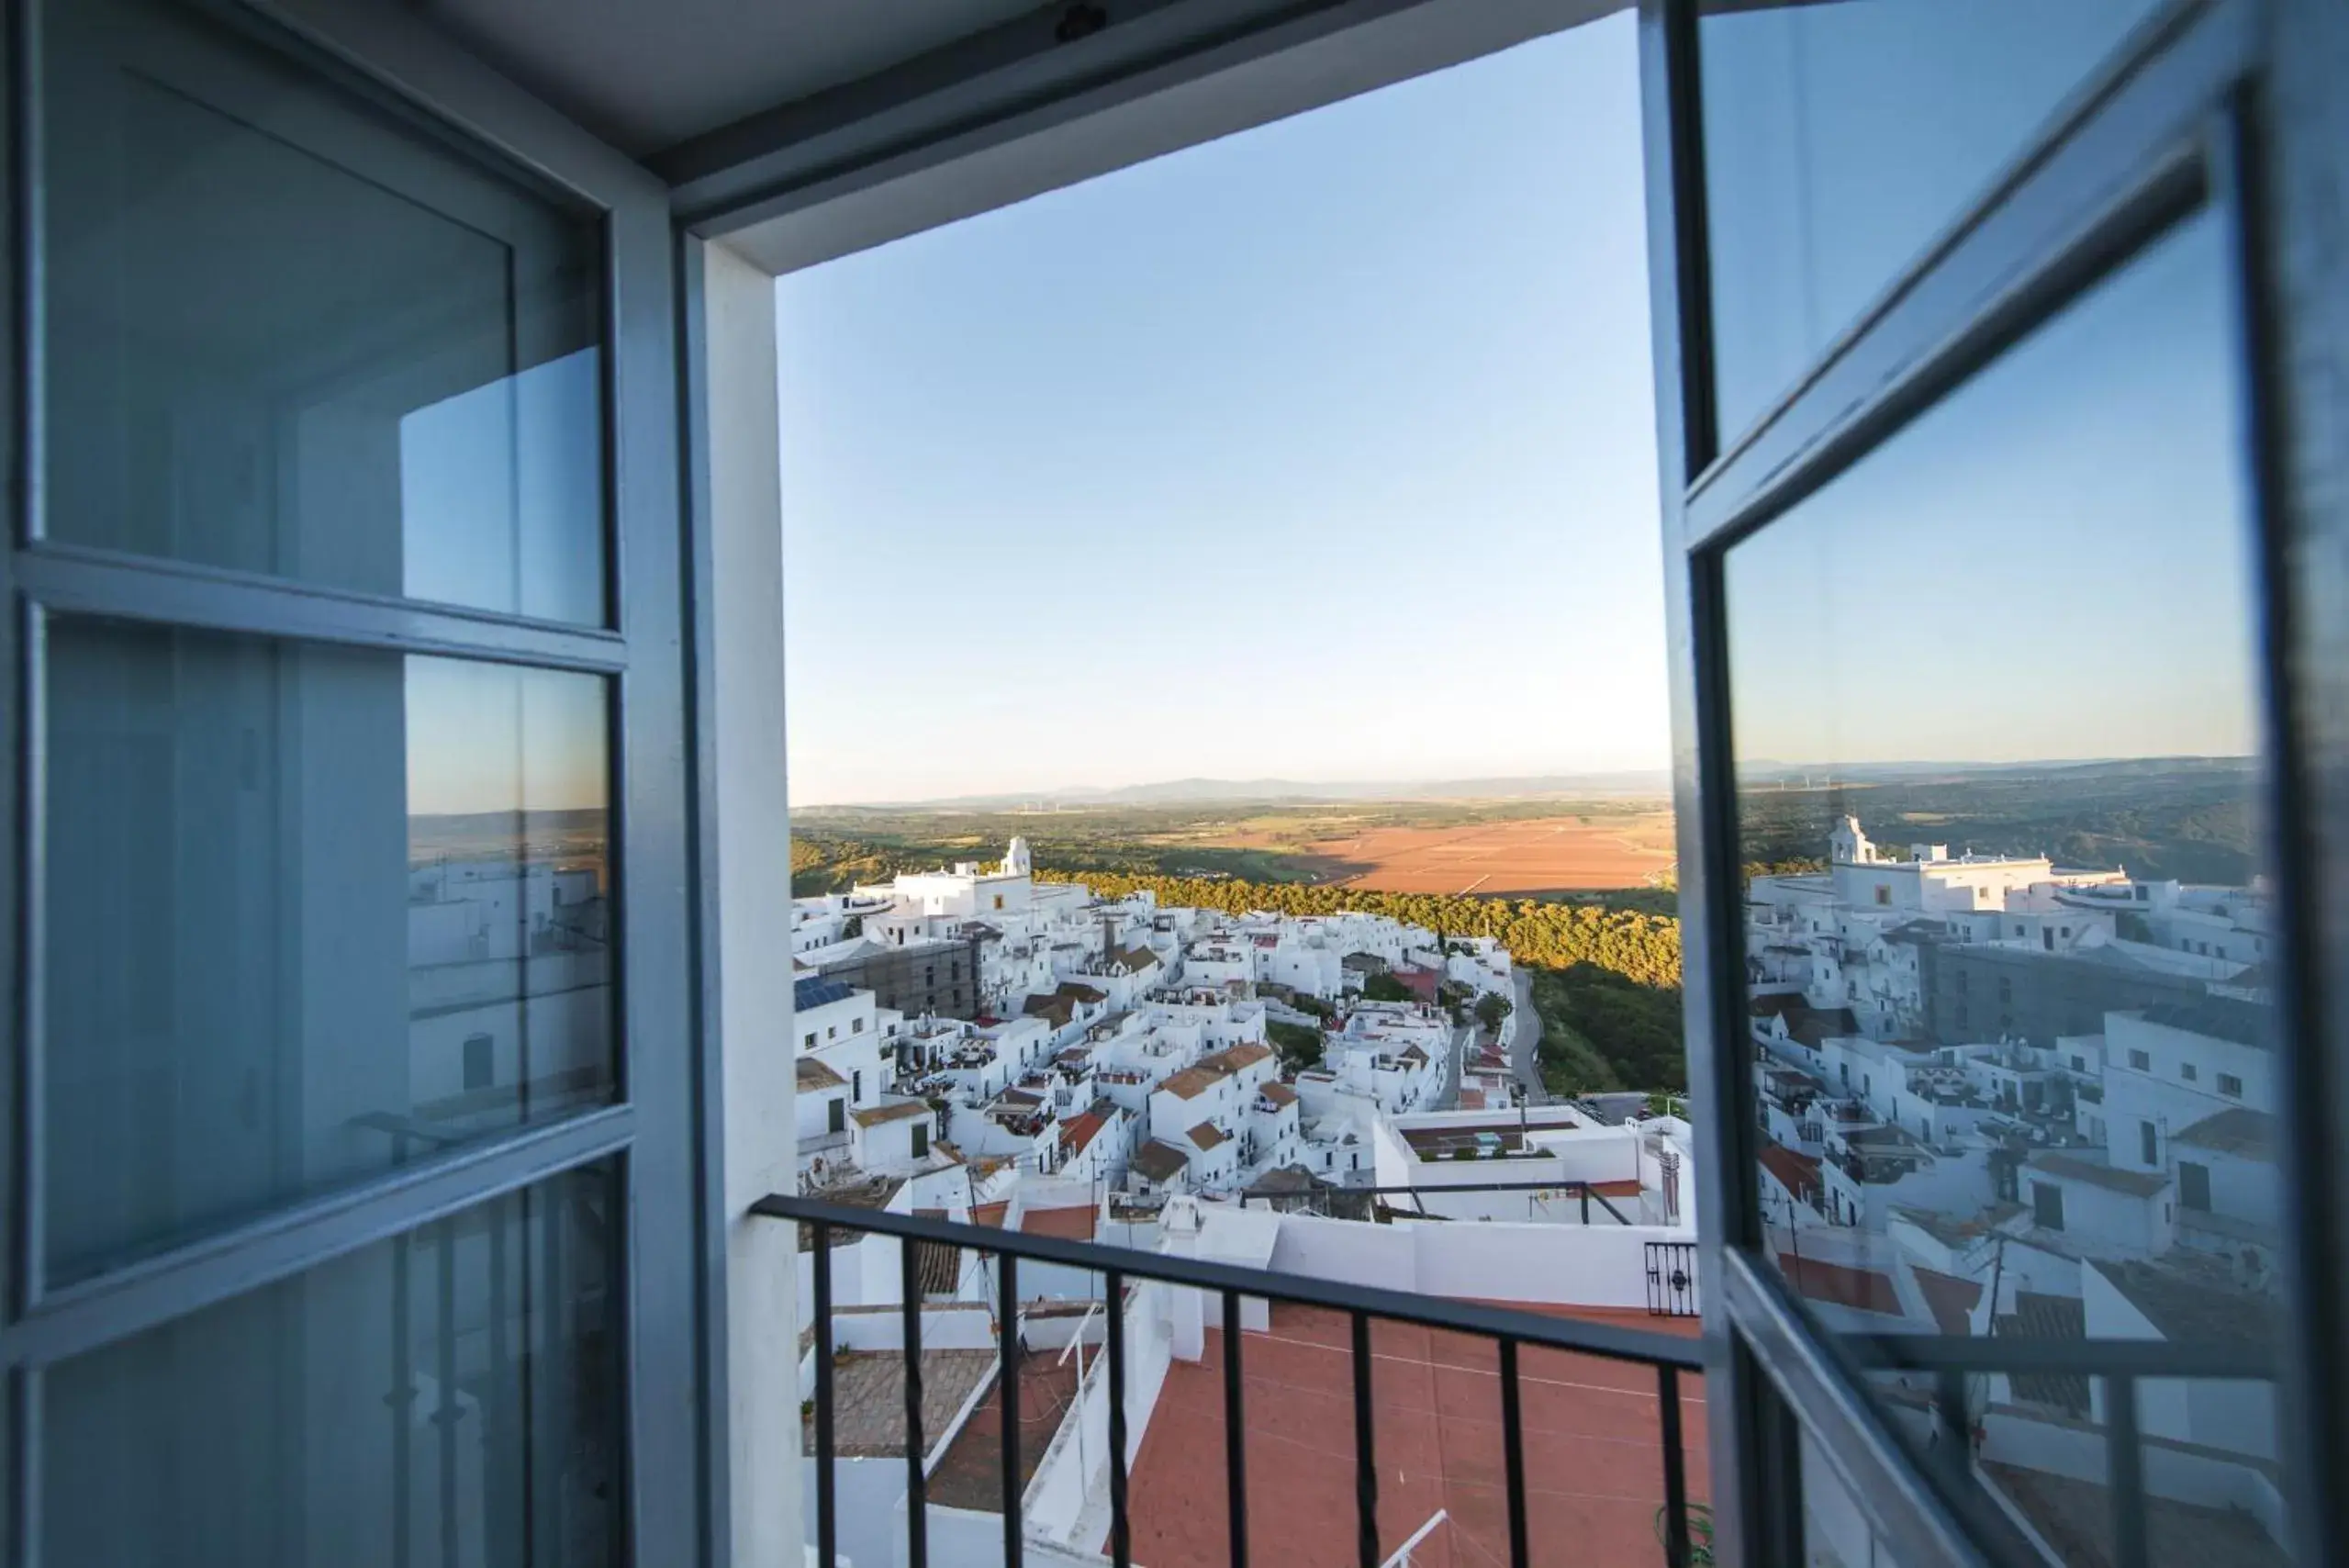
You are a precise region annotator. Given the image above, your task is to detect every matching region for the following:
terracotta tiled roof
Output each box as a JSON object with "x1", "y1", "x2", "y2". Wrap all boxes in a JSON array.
[
  {"x1": 1132, "y1": 1141, "x2": 1190, "y2": 1182},
  {"x1": 1023, "y1": 992, "x2": 1076, "y2": 1026},
  {"x1": 2027, "y1": 1152, "x2": 2167, "y2": 1197},
  {"x1": 797, "y1": 1057, "x2": 846, "y2": 1090},
  {"x1": 1161, "y1": 1043, "x2": 1273, "y2": 1101},
  {"x1": 1158, "y1": 1068, "x2": 1216, "y2": 1101},
  {"x1": 2173, "y1": 1107, "x2": 2276, "y2": 1158},
  {"x1": 1020, "y1": 1205, "x2": 1095, "y2": 1242},
  {"x1": 1777, "y1": 1254, "x2": 1901, "y2": 1316},
  {"x1": 852, "y1": 1100, "x2": 931, "y2": 1128},
  {"x1": 1188, "y1": 1121, "x2": 1229, "y2": 1151},
  {"x1": 1912, "y1": 1267, "x2": 1983, "y2": 1337},
  {"x1": 1757, "y1": 1145, "x2": 1821, "y2": 1200},
  {"x1": 1059, "y1": 1101, "x2": 1116, "y2": 1156}
]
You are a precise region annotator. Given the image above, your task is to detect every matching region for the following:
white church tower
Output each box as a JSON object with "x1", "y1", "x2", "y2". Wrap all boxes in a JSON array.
[
  {"x1": 1001, "y1": 836, "x2": 1033, "y2": 876},
  {"x1": 1829, "y1": 816, "x2": 1878, "y2": 866}
]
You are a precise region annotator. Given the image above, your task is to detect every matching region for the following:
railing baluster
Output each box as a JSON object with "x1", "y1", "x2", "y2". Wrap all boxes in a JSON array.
[
  {"x1": 812, "y1": 1223, "x2": 838, "y2": 1568},
  {"x1": 901, "y1": 1239, "x2": 929, "y2": 1568},
  {"x1": 1001, "y1": 1254, "x2": 1023, "y2": 1567},
  {"x1": 2107, "y1": 1376, "x2": 2149, "y2": 1568},
  {"x1": 1581, "y1": 1182, "x2": 1591, "y2": 1226},
  {"x1": 1658, "y1": 1364, "x2": 1691, "y2": 1568},
  {"x1": 1935, "y1": 1366, "x2": 1969, "y2": 1485},
  {"x1": 1224, "y1": 1289, "x2": 1249, "y2": 1568},
  {"x1": 1106, "y1": 1269, "x2": 1132, "y2": 1568},
  {"x1": 1500, "y1": 1338, "x2": 1528, "y2": 1568},
  {"x1": 1351, "y1": 1311, "x2": 1379, "y2": 1568}
]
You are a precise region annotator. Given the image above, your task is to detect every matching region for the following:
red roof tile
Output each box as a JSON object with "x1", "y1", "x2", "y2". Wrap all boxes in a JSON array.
[
  {"x1": 1060, "y1": 1107, "x2": 1113, "y2": 1157},
  {"x1": 1122, "y1": 1303, "x2": 1707, "y2": 1567},
  {"x1": 1778, "y1": 1254, "x2": 1901, "y2": 1316},
  {"x1": 1913, "y1": 1267, "x2": 1984, "y2": 1337},
  {"x1": 1019, "y1": 1205, "x2": 1095, "y2": 1243},
  {"x1": 1757, "y1": 1145, "x2": 1822, "y2": 1201}
]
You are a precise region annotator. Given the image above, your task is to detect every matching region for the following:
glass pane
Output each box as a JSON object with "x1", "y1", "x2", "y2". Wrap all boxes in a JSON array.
[
  {"x1": 1699, "y1": 0, "x2": 2163, "y2": 446},
  {"x1": 44, "y1": 618, "x2": 612, "y2": 1281},
  {"x1": 42, "y1": 0, "x2": 606, "y2": 624},
  {"x1": 1727, "y1": 212, "x2": 2295, "y2": 1556},
  {"x1": 44, "y1": 1163, "x2": 622, "y2": 1568}
]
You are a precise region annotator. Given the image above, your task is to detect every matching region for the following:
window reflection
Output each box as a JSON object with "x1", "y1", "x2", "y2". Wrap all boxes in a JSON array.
[
  {"x1": 1699, "y1": 0, "x2": 2163, "y2": 445},
  {"x1": 1726, "y1": 212, "x2": 2292, "y2": 1560},
  {"x1": 46, "y1": 1165, "x2": 621, "y2": 1568},
  {"x1": 43, "y1": 0, "x2": 606, "y2": 624},
  {"x1": 44, "y1": 620, "x2": 612, "y2": 1281}
]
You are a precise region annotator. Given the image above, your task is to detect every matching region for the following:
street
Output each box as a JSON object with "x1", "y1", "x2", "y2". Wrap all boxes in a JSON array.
[
  {"x1": 1435, "y1": 1014, "x2": 1471, "y2": 1110},
  {"x1": 1509, "y1": 968, "x2": 1549, "y2": 1104}
]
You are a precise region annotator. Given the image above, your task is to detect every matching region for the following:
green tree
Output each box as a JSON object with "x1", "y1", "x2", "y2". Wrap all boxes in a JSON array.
[
  {"x1": 1362, "y1": 972, "x2": 1414, "y2": 1003},
  {"x1": 1266, "y1": 1020, "x2": 1324, "y2": 1073},
  {"x1": 1474, "y1": 992, "x2": 1512, "y2": 1030}
]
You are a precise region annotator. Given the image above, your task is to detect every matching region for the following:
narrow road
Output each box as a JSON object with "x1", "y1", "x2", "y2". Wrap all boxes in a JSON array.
[
  {"x1": 1509, "y1": 969, "x2": 1549, "y2": 1105},
  {"x1": 1435, "y1": 1015, "x2": 1471, "y2": 1110}
]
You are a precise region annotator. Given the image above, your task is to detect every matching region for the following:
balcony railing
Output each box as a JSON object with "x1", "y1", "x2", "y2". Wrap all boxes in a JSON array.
[
  {"x1": 1283, "y1": 1177, "x2": 1640, "y2": 1226},
  {"x1": 758, "y1": 1191, "x2": 1706, "y2": 1568}
]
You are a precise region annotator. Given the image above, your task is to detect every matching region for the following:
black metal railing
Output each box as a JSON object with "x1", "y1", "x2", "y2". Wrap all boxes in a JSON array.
[
  {"x1": 1647, "y1": 1241, "x2": 1701, "y2": 1317},
  {"x1": 760, "y1": 1192, "x2": 1706, "y2": 1568},
  {"x1": 1842, "y1": 1331, "x2": 2279, "y2": 1568},
  {"x1": 1241, "y1": 1177, "x2": 1640, "y2": 1225}
]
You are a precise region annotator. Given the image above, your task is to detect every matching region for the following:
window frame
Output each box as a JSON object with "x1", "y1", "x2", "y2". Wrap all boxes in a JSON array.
[
  {"x1": 1640, "y1": 0, "x2": 2342, "y2": 1560},
  {"x1": 0, "y1": 2, "x2": 711, "y2": 1562}
]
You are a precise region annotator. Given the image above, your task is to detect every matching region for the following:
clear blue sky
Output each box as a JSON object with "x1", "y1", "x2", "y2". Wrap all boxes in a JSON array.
[
  {"x1": 1726, "y1": 207, "x2": 2260, "y2": 772},
  {"x1": 776, "y1": 17, "x2": 1667, "y2": 806}
]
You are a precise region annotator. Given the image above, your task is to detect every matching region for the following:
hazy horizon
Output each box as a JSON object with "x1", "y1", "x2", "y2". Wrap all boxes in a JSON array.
[{"x1": 781, "y1": 750, "x2": 2253, "y2": 811}]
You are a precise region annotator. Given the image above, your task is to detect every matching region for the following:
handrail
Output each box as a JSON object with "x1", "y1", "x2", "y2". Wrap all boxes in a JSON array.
[
  {"x1": 764, "y1": 1189, "x2": 1703, "y2": 1568},
  {"x1": 1841, "y1": 1329, "x2": 2275, "y2": 1381},
  {"x1": 756, "y1": 1193, "x2": 1702, "y2": 1369},
  {"x1": 1246, "y1": 1177, "x2": 1641, "y2": 1226}
]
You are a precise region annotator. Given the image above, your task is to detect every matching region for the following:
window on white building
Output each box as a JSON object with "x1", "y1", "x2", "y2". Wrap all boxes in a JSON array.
[
  {"x1": 2181, "y1": 1062, "x2": 2198, "y2": 1082},
  {"x1": 2032, "y1": 1182, "x2": 2065, "y2": 1232},
  {"x1": 2220, "y1": 1073, "x2": 2244, "y2": 1098},
  {"x1": 2129, "y1": 1049, "x2": 2151, "y2": 1070}
]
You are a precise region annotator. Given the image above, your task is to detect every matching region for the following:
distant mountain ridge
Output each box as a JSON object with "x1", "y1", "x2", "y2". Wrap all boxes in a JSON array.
[
  {"x1": 812, "y1": 770, "x2": 1676, "y2": 810},
  {"x1": 805, "y1": 756, "x2": 2258, "y2": 811}
]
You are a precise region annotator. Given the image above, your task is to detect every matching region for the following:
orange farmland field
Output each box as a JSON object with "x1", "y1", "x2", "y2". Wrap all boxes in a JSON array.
[{"x1": 1188, "y1": 811, "x2": 1679, "y2": 893}]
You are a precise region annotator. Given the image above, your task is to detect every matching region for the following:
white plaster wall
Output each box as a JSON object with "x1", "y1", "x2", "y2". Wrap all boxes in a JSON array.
[
  {"x1": 1261, "y1": 1212, "x2": 1695, "y2": 1312},
  {"x1": 710, "y1": 239, "x2": 800, "y2": 1568},
  {"x1": 798, "y1": 1456, "x2": 903, "y2": 1568}
]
